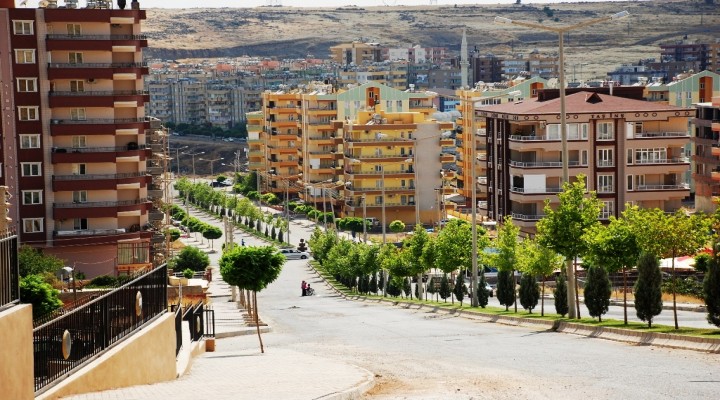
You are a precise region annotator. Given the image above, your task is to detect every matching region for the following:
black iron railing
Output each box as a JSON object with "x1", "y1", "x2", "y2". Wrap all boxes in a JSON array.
[
  {"x1": 0, "y1": 230, "x2": 19, "y2": 311},
  {"x1": 204, "y1": 307, "x2": 215, "y2": 339},
  {"x1": 183, "y1": 301, "x2": 204, "y2": 342},
  {"x1": 173, "y1": 304, "x2": 183, "y2": 356},
  {"x1": 32, "y1": 265, "x2": 167, "y2": 393}
]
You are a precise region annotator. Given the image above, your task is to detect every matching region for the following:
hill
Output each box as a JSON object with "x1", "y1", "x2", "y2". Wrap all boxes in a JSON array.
[{"x1": 143, "y1": 1, "x2": 720, "y2": 81}]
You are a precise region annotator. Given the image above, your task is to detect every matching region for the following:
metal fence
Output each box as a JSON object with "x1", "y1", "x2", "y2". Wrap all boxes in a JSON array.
[
  {"x1": 33, "y1": 264, "x2": 167, "y2": 393},
  {"x1": 0, "y1": 231, "x2": 19, "y2": 311},
  {"x1": 172, "y1": 304, "x2": 183, "y2": 356}
]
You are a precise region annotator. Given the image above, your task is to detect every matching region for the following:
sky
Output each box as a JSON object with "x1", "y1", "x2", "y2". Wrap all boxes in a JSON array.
[{"x1": 129, "y1": 0, "x2": 633, "y2": 9}]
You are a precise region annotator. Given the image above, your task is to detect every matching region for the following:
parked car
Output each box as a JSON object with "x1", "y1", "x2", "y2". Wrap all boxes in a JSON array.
[{"x1": 279, "y1": 248, "x2": 310, "y2": 260}]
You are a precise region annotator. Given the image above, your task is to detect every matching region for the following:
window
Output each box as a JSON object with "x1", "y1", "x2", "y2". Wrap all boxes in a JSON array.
[
  {"x1": 21, "y1": 162, "x2": 41, "y2": 176},
  {"x1": 375, "y1": 179, "x2": 383, "y2": 189},
  {"x1": 67, "y1": 23, "x2": 81, "y2": 36},
  {"x1": 600, "y1": 201, "x2": 614, "y2": 220},
  {"x1": 22, "y1": 190, "x2": 42, "y2": 205},
  {"x1": 15, "y1": 49, "x2": 35, "y2": 64},
  {"x1": 72, "y1": 163, "x2": 86, "y2": 175},
  {"x1": 627, "y1": 149, "x2": 633, "y2": 165},
  {"x1": 69, "y1": 52, "x2": 83, "y2": 64},
  {"x1": 72, "y1": 136, "x2": 86, "y2": 148},
  {"x1": 635, "y1": 148, "x2": 667, "y2": 164},
  {"x1": 13, "y1": 20, "x2": 33, "y2": 35},
  {"x1": 597, "y1": 122, "x2": 614, "y2": 140},
  {"x1": 72, "y1": 191, "x2": 87, "y2": 203},
  {"x1": 17, "y1": 78, "x2": 37, "y2": 92},
  {"x1": 70, "y1": 80, "x2": 84, "y2": 93},
  {"x1": 71, "y1": 108, "x2": 86, "y2": 121},
  {"x1": 23, "y1": 218, "x2": 43, "y2": 233},
  {"x1": 73, "y1": 218, "x2": 88, "y2": 230},
  {"x1": 374, "y1": 165, "x2": 382, "y2": 172},
  {"x1": 375, "y1": 196, "x2": 382, "y2": 205},
  {"x1": 635, "y1": 175, "x2": 646, "y2": 190},
  {"x1": 597, "y1": 149, "x2": 614, "y2": 167},
  {"x1": 20, "y1": 134, "x2": 40, "y2": 149},
  {"x1": 627, "y1": 175, "x2": 633, "y2": 191},
  {"x1": 18, "y1": 106, "x2": 39, "y2": 121},
  {"x1": 597, "y1": 175, "x2": 614, "y2": 193}
]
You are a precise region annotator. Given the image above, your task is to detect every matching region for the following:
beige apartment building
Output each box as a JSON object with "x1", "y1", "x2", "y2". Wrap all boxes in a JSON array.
[{"x1": 477, "y1": 90, "x2": 693, "y2": 234}]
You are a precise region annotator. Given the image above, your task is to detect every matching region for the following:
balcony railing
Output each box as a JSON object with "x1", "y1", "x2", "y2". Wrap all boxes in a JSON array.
[
  {"x1": 0, "y1": 231, "x2": 19, "y2": 311},
  {"x1": 49, "y1": 90, "x2": 148, "y2": 97},
  {"x1": 635, "y1": 184, "x2": 690, "y2": 191},
  {"x1": 511, "y1": 186, "x2": 563, "y2": 193},
  {"x1": 54, "y1": 228, "x2": 129, "y2": 236},
  {"x1": 634, "y1": 157, "x2": 690, "y2": 164},
  {"x1": 48, "y1": 62, "x2": 148, "y2": 68},
  {"x1": 54, "y1": 198, "x2": 148, "y2": 208},
  {"x1": 53, "y1": 171, "x2": 148, "y2": 181},
  {"x1": 50, "y1": 118, "x2": 146, "y2": 125},
  {"x1": 344, "y1": 169, "x2": 413, "y2": 175},
  {"x1": 346, "y1": 186, "x2": 415, "y2": 191},
  {"x1": 46, "y1": 34, "x2": 147, "y2": 40},
  {"x1": 511, "y1": 212, "x2": 546, "y2": 221},
  {"x1": 509, "y1": 160, "x2": 585, "y2": 168},
  {"x1": 345, "y1": 137, "x2": 412, "y2": 143},
  {"x1": 634, "y1": 131, "x2": 689, "y2": 138},
  {"x1": 52, "y1": 145, "x2": 148, "y2": 153},
  {"x1": 344, "y1": 153, "x2": 413, "y2": 159}
]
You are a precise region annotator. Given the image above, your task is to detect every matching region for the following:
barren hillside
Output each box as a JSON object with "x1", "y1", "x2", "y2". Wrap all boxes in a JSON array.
[{"x1": 143, "y1": 1, "x2": 720, "y2": 80}]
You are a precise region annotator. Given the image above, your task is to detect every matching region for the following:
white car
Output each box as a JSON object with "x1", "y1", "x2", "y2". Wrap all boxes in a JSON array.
[{"x1": 279, "y1": 248, "x2": 310, "y2": 260}]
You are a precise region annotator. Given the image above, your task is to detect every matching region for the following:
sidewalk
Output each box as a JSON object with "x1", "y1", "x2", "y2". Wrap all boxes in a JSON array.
[{"x1": 62, "y1": 206, "x2": 374, "y2": 400}]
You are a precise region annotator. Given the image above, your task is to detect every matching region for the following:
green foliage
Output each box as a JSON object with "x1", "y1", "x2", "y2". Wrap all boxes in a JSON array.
[
  {"x1": 662, "y1": 277, "x2": 703, "y2": 299},
  {"x1": 634, "y1": 252, "x2": 664, "y2": 328},
  {"x1": 168, "y1": 228, "x2": 181, "y2": 242},
  {"x1": 477, "y1": 272, "x2": 489, "y2": 308},
  {"x1": 20, "y1": 275, "x2": 62, "y2": 319},
  {"x1": 554, "y1": 271, "x2": 569, "y2": 317},
  {"x1": 19, "y1": 245, "x2": 65, "y2": 278},
  {"x1": 435, "y1": 219, "x2": 473, "y2": 274},
  {"x1": 183, "y1": 268, "x2": 194, "y2": 279},
  {"x1": 271, "y1": 226, "x2": 277, "y2": 241},
  {"x1": 369, "y1": 273, "x2": 378, "y2": 294},
  {"x1": 694, "y1": 253, "x2": 711, "y2": 273},
  {"x1": 278, "y1": 228, "x2": 284, "y2": 243},
  {"x1": 496, "y1": 269, "x2": 516, "y2": 311},
  {"x1": 337, "y1": 217, "x2": 367, "y2": 233},
  {"x1": 308, "y1": 228, "x2": 338, "y2": 265},
  {"x1": 543, "y1": 5, "x2": 554, "y2": 17},
  {"x1": 583, "y1": 217, "x2": 640, "y2": 275},
  {"x1": 439, "y1": 274, "x2": 451, "y2": 301},
  {"x1": 453, "y1": 273, "x2": 466, "y2": 305},
  {"x1": 387, "y1": 275, "x2": 402, "y2": 297},
  {"x1": 216, "y1": 175, "x2": 227, "y2": 183},
  {"x1": 704, "y1": 254, "x2": 720, "y2": 327},
  {"x1": 219, "y1": 245, "x2": 284, "y2": 292},
  {"x1": 88, "y1": 275, "x2": 118, "y2": 287},
  {"x1": 519, "y1": 273, "x2": 539, "y2": 313},
  {"x1": 202, "y1": 225, "x2": 223, "y2": 242},
  {"x1": 261, "y1": 193, "x2": 280, "y2": 205},
  {"x1": 389, "y1": 220, "x2": 406, "y2": 234},
  {"x1": 175, "y1": 246, "x2": 210, "y2": 272},
  {"x1": 584, "y1": 264, "x2": 612, "y2": 321},
  {"x1": 491, "y1": 216, "x2": 520, "y2": 273},
  {"x1": 403, "y1": 277, "x2": 412, "y2": 298}
]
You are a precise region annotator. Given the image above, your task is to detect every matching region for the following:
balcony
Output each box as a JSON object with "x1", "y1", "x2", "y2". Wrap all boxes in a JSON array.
[
  {"x1": 633, "y1": 131, "x2": 689, "y2": 139},
  {"x1": 344, "y1": 169, "x2": 414, "y2": 178},
  {"x1": 344, "y1": 152, "x2": 414, "y2": 160},
  {"x1": 44, "y1": 8, "x2": 147, "y2": 23},
  {"x1": 52, "y1": 228, "x2": 152, "y2": 247},
  {"x1": 632, "y1": 157, "x2": 690, "y2": 165},
  {"x1": 510, "y1": 186, "x2": 563, "y2": 194},
  {"x1": 148, "y1": 211, "x2": 165, "y2": 221},
  {"x1": 49, "y1": 90, "x2": 149, "y2": 108},
  {"x1": 147, "y1": 186, "x2": 164, "y2": 199},
  {"x1": 47, "y1": 62, "x2": 148, "y2": 80},
  {"x1": 53, "y1": 198, "x2": 151, "y2": 219},
  {"x1": 52, "y1": 171, "x2": 150, "y2": 191},
  {"x1": 51, "y1": 145, "x2": 150, "y2": 164},
  {"x1": 50, "y1": 117, "x2": 149, "y2": 136},
  {"x1": 511, "y1": 212, "x2": 546, "y2": 221},
  {"x1": 635, "y1": 183, "x2": 690, "y2": 191},
  {"x1": 46, "y1": 34, "x2": 148, "y2": 52},
  {"x1": 509, "y1": 160, "x2": 584, "y2": 168}
]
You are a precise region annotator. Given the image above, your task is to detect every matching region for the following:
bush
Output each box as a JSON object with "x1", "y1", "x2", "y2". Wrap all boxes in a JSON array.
[
  {"x1": 662, "y1": 277, "x2": 704, "y2": 299},
  {"x1": 20, "y1": 275, "x2": 63, "y2": 319},
  {"x1": 183, "y1": 268, "x2": 194, "y2": 279},
  {"x1": 554, "y1": 271, "x2": 569, "y2": 317},
  {"x1": 519, "y1": 273, "x2": 539, "y2": 313},
  {"x1": 695, "y1": 253, "x2": 711, "y2": 273},
  {"x1": 175, "y1": 246, "x2": 210, "y2": 272},
  {"x1": 89, "y1": 275, "x2": 117, "y2": 287},
  {"x1": 584, "y1": 264, "x2": 611, "y2": 321},
  {"x1": 704, "y1": 254, "x2": 720, "y2": 327},
  {"x1": 634, "y1": 252, "x2": 663, "y2": 328},
  {"x1": 496, "y1": 270, "x2": 516, "y2": 311}
]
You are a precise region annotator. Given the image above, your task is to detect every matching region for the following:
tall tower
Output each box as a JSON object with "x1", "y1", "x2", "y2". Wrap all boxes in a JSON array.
[{"x1": 460, "y1": 29, "x2": 469, "y2": 89}]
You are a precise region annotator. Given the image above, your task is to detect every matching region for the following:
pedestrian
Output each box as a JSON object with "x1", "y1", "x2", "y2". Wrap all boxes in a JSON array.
[
  {"x1": 301, "y1": 280, "x2": 307, "y2": 296},
  {"x1": 241, "y1": 238, "x2": 245, "y2": 246}
]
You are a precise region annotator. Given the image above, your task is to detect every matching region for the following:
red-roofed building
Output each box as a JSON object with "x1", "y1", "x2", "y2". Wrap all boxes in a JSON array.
[{"x1": 476, "y1": 91, "x2": 694, "y2": 234}]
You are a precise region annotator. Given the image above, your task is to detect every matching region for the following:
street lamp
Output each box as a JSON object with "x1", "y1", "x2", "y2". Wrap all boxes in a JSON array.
[
  {"x1": 494, "y1": 10, "x2": 629, "y2": 319},
  {"x1": 170, "y1": 146, "x2": 188, "y2": 176},
  {"x1": 199, "y1": 157, "x2": 223, "y2": 177},
  {"x1": 182, "y1": 150, "x2": 204, "y2": 183}
]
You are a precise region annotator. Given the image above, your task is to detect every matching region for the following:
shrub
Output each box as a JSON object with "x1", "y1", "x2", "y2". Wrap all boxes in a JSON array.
[
  {"x1": 584, "y1": 264, "x2": 611, "y2": 321},
  {"x1": 519, "y1": 273, "x2": 540, "y2": 313},
  {"x1": 183, "y1": 268, "x2": 194, "y2": 279},
  {"x1": 20, "y1": 275, "x2": 62, "y2": 319},
  {"x1": 634, "y1": 252, "x2": 663, "y2": 328},
  {"x1": 554, "y1": 270, "x2": 569, "y2": 317},
  {"x1": 89, "y1": 275, "x2": 117, "y2": 287},
  {"x1": 175, "y1": 246, "x2": 210, "y2": 272}
]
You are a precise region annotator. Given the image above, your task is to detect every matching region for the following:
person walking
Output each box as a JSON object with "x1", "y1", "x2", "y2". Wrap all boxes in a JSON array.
[{"x1": 301, "y1": 280, "x2": 307, "y2": 296}]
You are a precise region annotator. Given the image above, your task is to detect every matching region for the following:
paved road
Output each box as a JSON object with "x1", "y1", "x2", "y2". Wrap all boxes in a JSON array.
[{"x1": 185, "y1": 204, "x2": 720, "y2": 399}]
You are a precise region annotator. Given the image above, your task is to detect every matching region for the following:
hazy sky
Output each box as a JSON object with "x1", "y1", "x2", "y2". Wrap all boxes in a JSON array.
[{"x1": 124, "y1": 0, "x2": 631, "y2": 9}]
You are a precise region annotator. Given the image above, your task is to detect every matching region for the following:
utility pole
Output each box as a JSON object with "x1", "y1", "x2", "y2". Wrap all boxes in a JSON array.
[{"x1": 362, "y1": 193, "x2": 367, "y2": 243}]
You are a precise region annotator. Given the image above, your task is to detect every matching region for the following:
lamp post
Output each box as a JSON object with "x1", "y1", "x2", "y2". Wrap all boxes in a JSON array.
[
  {"x1": 199, "y1": 157, "x2": 223, "y2": 177},
  {"x1": 494, "y1": 10, "x2": 629, "y2": 319},
  {"x1": 182, "y1": 150, "x2": 204, "y2": 183},
  {"x1": 362, "y1": 193, "x2": 367, "y2": 243},
  {"x1": 171, "y1": 146, "x2": 188, "y2": 176}
]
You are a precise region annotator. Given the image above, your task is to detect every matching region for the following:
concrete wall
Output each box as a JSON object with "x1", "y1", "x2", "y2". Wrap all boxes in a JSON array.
[
  {"x1": 38, "y1": 313, "x2": 177, "y2": 400},
  {"x1": 0, "y1": 305, "x2": 34, "y2": 400}
]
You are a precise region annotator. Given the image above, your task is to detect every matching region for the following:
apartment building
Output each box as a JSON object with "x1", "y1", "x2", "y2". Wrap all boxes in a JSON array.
[
  {"x1": 330, "y1": 41, "x2": 383, "y2": 65},
  {"x1": 477, "y1": 89, "x2": 693, "y2": 234},
  {"x1": 692, "y1": 96, "x2": 720, "y2": 213},
  {"x1": 470, "y1": 53, "x2": 502, "y2": 84},
  {"x1": 0, "y1": 1, "x2": 165, "y2": 276},
  {"x1": 336, "y1": 62, "x2": 409, "y2": 90},
  {"x1": 527, "y1": 50, "x2": 559, "y2": 79}
]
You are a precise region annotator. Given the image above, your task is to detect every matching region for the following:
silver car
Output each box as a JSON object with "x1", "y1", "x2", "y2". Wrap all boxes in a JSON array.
[{"x1": 279, "y1": 248, "x2": 310, "y2": 260}]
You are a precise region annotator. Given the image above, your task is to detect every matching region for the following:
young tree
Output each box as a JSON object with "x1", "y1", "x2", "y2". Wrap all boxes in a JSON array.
[
  {"x1": 519, "y1": 239, "x2": 563, "y2": 316},
  {"x1": 202, "y1": 225, "x2": 223, "y2": 249},
  {"x1": 496, "y1": 270, "x2": 515, "y2": 311},
  {"x1": 519, "y1": 273, "x2": 540, "y2": 313},
  {"x1": 477, "y1": 272, "x2": 489, "y2": 308},
  {"x1": 583, "y1": 263, "x2": 612, "y2": 322},
  {"x1": 435, "y1": 220, "x2": 471, "y2": 298},
  {"x1": 403, "y1": 277, "x2": 412, "y2": 299},
  {"x1": 583, "y1": 216, "x2": 640, "y2": 324},
  {"x1": 389, "y1": 220, "x2": 406, "y2": 241},
  {"x1": 703, "y1": 245, "x2": 720, "y2": 327},
  {"x1": 453, "y1": 274, "x2": 466, "y2": 305},
  {"x1": 537, "y1": 174, "x2": 601, "y2": 319},
  {"x1": 20, "y1": 274, "x2": 63, "y2": 319},
  {"x1": 439, "y1": 274, "x2": 451, "y2": 302},
  {"x1": 634, "y1": 252, "x2": 664, "y2": 328},
  {"x1": 219, "y1": 245, "x2": 284, "y2": 353},
  {"x1": 491, "y1": 216, "x2": 520, "y2": 311},
  {"x1": 19, "y1": 245, "x2": 65, "y2": 278},
  {"x1": 175, "y1": 246, "x2": 210, "y2": 272},
  {"x1": 554, "y1": 269, "x2": 569, "y2": 317},
  {"x1": 405, "y1": 225, "x2": 431, "y2": 301}
]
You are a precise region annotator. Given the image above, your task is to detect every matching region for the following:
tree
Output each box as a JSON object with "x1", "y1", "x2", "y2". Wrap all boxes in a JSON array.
[
  {"x1": 634, "y1": 252, "x2": 663, "y2": 328},
  {"x1": 537, "y1": 174, "x2": 601, "y2": 319},
  {"x1": 405, "y1": 225, "x2": 431, "y2": 301},
  {"x1": 492, "y1": 216, "x2": 520, "y2": 311},
  {"x1": 519, "y1": 239, "x2": 563, "y2": 316},
  {"x1": 554, "y1": 269, "x2": 569, "y2": 317},
  {"x1": 477, "y1": 272, "x2": 489, "y2": 308},
  {"x1": 439, "y1": 274, "x2": 451, "y2": 302},
  {"x1": 20, "y1": 274, "x2": 63, "y2": 319},
  {"x1": 695, "y1": 253, "x2": 711, "y2": 273},
  {"x1": 704, "y1": 251, "x2": 720, "y2": 327},
  {"x1": 496, "y1": 270, "x2": 515, "y2": 311},
  {"x1": 582, "y1": 216, "x2": 640, "y2": 324},
  {"x1": 519, "y1": 273, "x2": 539, "y2": 313},
  {"x1": 389, "y1": 220, "x2": 405, "y2": 241},
  {"x1": 583, "y1": 264, "x2": 612, "y2": 322},
  {"x1": 19, "y1": 245, "x2": 64, "y2": 278},
  {"x1": 219, "y1": 245, "x2": 284, "y2": 353},
  {"x1": 435, "y1": 219, "x2": 471, "y2": 280},
  {"x1": 202, "y1": 225, "x2": 223, "y2": 249},
  {"x1": 453, "y1": 273, "x2": 466, "y2": 305},
  {"x1": 175, "y1": 246, "x2": 210, "y2": 272},
  {"x1": 403, "y1": 277, "x2": 412, "y2": 298}
]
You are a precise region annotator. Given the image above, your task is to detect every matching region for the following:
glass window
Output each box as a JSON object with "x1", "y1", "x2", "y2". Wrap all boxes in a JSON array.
[
  {"x1": 14, "y1": 49, "x2": 35, "y2": 64},
  {"x1": 69, "y1": 52, "x2": 83, "y2": 64},
  {"x1": 17, "y1": 78, "x2": 37, "y2": 92},
  {"x1": 70, "y1": 80, "x2": 84, "y2": 92},
  {"x1": 18, "y1": 106, "x2": 39, "y2": 121},
  {"x1": 13, "y1": 21, "x2": 33, "y2": 35},
  {"x1": 597, "y1": 148, "x2": 614, "y2": 167},
  {"x1": 72, "y1": 136, "x2": 86, "y2": 148},
  {"x1": 72, "y1": 191, "x2": 87, "y2": 203},
  {"x1": 22, "y1": 190, "x2": 42, "y2": 205},
  {"x1": 20, "y1": 134, "x2": 40, "y2": 149},
  {"x1": 23, "y1": 218, "x2": 43, "y2": 233},
  {"x1": 67, "y1": 23, "x2": 81, "y2": 36},
  {"x1": 73, "y1": 218, "x2": 88, "y2": 230},
  {"x1": 597, "y1": 122, "x2": 614, "y2": 140},
  {"x1": 21, "y1": 162, "x2": 41, "y2": 176},
  {"x1": 71, "y1": 108, "x2": 86, "y2": 121},
  {"x1": 597, "y1": 175, "x2": 614, "y2": 193}
]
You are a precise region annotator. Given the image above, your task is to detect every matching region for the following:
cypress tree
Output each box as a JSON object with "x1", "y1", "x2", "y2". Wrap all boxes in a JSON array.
[
  {"x1": 634, "y1": 252, "x2": 663, "y2": 328},
  {"x1": 369, "y1": 273, "x2": 378, "y2": 294},
  {"x1": 584, "y1": 264, "x2": 612, "y2": 322},
  {"x1": 265, "y1": 226, "x2": 269, "y2": 237},
  {"x1": 704, "y1": 253, "x2": 720, "y2": 327},
  {"x1": 387, "y1": 275, "x2": 402, "y2": 297},
  {"x1": 278, "y1": 228, "x2": 284, "y2": 243},
  {"x1": 439, "y1": 274, "x2": 451, "y2": 302},
  {"x1": 403, "y1": 277, "x2": 412, "y2": 298},
  {"x1": 360, "y1": 274, "x2": 369, "y2": 294},
  {"x1": 519, "y1": 273, "x2": 540, "y2": 313},
  {"x1": 453, "y1": 274, "x2": 466, "y2": 305},
  {"x1": 497, "y1": 270, "x2": 516, "y2": 311},
  {"x1": 378, "y1": 272, "x2": 385, "y2": 292},
  {"x1": 477, "y1": 272, "x2": 489, "y2": 308},
  {"x1": 427, "y1": 277, "x2": 437, "y2": 301},
  {"x1": 270, "y1": 226, "x2": 277, "y2": 241},
  {"x1": 554, "y1": 270, "x2": 569, "y2": 317},
  {"x1": 256, "y1": 220, "x2": 261, "y2": 231}
]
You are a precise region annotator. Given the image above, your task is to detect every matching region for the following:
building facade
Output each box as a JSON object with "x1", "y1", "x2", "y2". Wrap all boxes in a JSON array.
[{"x1": 0, "y1": 1, "x2": 165, "y2": 276}]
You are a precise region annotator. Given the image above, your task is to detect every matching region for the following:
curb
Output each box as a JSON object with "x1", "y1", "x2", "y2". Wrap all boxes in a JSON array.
[
  {"x1": 308, "y1": 263, "x2": 720, "y2": 354},
  {"x1": 315, "y1": 366, "x2": 376, "y2": 400},
  {"x1": 215, "y1": 326, "x2": 272, "y2": 339}
]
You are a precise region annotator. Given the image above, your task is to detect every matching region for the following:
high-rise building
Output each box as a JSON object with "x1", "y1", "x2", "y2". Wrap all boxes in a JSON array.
[{"x1": 0, "y1": 0, "x2": 165, "y2": 276}]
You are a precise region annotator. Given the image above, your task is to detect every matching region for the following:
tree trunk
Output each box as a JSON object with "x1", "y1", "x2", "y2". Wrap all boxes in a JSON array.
[
  {"x1": 622, "y1": 266, "x2": 628, "y2": 325},
  {"x1": 541, "y1": 276, "x2": 546, "y2": 317},
  {"x1": 417, "y1": 273, "x2": 424, "y2": 301},
  {"x1": 254, "y1": 291, "x2": 264, "y2": 353},
  {"x1": 514, "y1": 269, "x2": 518, "y2": 313},
  {"x1": 574, "y1": 257, "x2": 581, "y2": 318},
  {"x1": 672, "y1": 250, "x2": 678, "y2": 330},
  {"x1": 566, "y1": 258, "x2": 577, "y2": 319}
]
